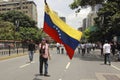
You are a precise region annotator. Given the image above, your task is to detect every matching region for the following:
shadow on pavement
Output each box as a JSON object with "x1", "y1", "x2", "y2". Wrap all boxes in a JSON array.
[
  {"x1": 33, "y1": 77, "x2": 42, "y2": 80},
  {"x1": 33, "y1": 74, "x2": 42, "y2": 80},
  {"x1": 73, "y1": 51, "x2": 104, "y2": 62}
]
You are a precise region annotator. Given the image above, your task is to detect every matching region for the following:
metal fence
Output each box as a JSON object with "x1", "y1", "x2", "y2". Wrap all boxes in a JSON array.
[
  {"x1": 0, "y1": 40, "x2": 28, "y2": 56},
  {"x1": 0, "y1": 48, "x2": 28, "y2": 56}
]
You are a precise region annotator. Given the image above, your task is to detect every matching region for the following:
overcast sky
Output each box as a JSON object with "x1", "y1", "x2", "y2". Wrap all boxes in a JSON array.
[{"x1": 30, "y1": 0, "x2": 91, "y2": 29}]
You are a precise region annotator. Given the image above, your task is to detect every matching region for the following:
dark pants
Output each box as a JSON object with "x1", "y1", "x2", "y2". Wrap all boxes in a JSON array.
[
  {"x1": 101, "y1": 48, "x2": 103, "y2": 56},
  {"x1": 118, "y1": 51, "x2": 120, "y2": 61},
  {"x1": 39, "y1": 55, "x2": 48, "y2": 75},
  {"x1": 61, "y1": 48, "x2": 64, "y2": 54},
  {"x1": 78, "y1": 48, "x2": 80, "y2": 54},
  {"x1": 82, "y1": 49, "x2": 85, "y2": 56},
  {"x1": 57, "y1": 47, "x2": 60, "y2": 54},
  {"x1": 104, "y1": 53, "x2": 111, "y2": 64}
]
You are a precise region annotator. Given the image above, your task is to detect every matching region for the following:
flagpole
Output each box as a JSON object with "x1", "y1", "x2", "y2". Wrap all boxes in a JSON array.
[{"x1": 44, "y1": 0, "x2": 47, "y2": 5}]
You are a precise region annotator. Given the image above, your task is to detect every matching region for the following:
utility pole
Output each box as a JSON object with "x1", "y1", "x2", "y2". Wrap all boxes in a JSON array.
[{"x1": 14, "y1": 20, "x2": 19, "y2": 54}]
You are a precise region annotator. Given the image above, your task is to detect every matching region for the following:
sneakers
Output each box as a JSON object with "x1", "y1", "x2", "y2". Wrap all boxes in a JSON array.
[
  {"x1": 39, "y1": 73, "x2": 50, "y2": 77},
  {"x1": 31, "y1": 61, "x2": 35, "y2": 63},
  {"x1": 44, "y1": 74, "x2": 50, "y2": 77},
  {"x1": 39, "y1": 73, "x2": 43, "y2": 76}
]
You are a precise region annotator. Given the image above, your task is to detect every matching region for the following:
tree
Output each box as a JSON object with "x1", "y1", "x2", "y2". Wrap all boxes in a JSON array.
[
  {"x1": 0, "y1": 10, "x2": 36, "y2": 28},
  {"x1": 69, "y1": 0, "x2": 105, "y2": 13},
  {"x1": 0, "y1": 11, "x2": 45, "y2": 42},
  {"x1": 0, "y1": 21, "x2": 14, "y2": 40},
  {"x1": 19, "y1": 27, "x2": 45, "y2": 43},
  {"x1": 69, "y1": 0, "x2": 120, "y2": 9},
  {"x1": 70, "y1": 0, "x2": 120, "y2": 42},
  {"x1": 94, "y1": 1, "x2": 120, "y2": 41}
]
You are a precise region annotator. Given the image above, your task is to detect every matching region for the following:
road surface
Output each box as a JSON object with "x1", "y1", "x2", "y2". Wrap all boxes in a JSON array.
[{"x1": 0, "y1": 49, "x2": 120, "y2": 80}]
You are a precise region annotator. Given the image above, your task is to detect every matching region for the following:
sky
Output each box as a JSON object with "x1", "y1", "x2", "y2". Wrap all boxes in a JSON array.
[{"x1": 30, "y1": 0, "x2": 91, "y2": 29}]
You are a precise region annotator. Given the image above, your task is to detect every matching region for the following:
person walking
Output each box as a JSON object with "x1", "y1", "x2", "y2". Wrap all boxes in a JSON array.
[
  {"x1": 28, "y1": 40, "x2": 35, "y2": 62},
  {"x1": 61, "y1": 44, "x2": 64, "y2": 54},
  {"x1": 111, "y1": 42, "x2": 116, "y2": 56},
  {"x1": 81, "y1": 43, "x2": 86, "y2": 56},
  {"x1": 117, "y1": 42, "x2": 120, "y2": 61},
  {"x1": 39, "y1": 38, "x2": 50, "y2": 77},
  {"x1": 56, "y1": 43, "x2": 60, "y2": 54},
  {"x1": 103, "y1": 41, "x2": 111, "y2": 65},
  {"x1": 78, "y1": 43, "x2": 81, "y2": 54},
  {"x1": 100, "y1": 42, "x2": 103, "y2": 56}
]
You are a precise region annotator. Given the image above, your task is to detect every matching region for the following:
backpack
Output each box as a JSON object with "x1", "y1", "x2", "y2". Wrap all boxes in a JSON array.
[{"x1": 39, "y1": 44, "x2": 45, "y2": 54}]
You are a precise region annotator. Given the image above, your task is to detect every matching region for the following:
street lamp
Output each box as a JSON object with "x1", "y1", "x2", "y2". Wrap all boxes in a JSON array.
[
  {"x1": 15, "y1": 20, "x2": 19, "y2": 32},
  {"x1": 14, "y1": 20, "x2": 19, "y2": 54},
  {"x1": 20, "y1": 32, "x2": 25, "y2": 53}
]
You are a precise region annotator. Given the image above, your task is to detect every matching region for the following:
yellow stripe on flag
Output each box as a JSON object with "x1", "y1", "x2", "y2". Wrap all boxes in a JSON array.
[{"x1": 45, "y1": 5, "x2": 82, "y2": 41}]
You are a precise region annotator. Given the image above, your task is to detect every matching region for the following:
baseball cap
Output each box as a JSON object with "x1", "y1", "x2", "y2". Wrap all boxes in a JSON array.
[{"x1": 42, "y1": 38, "x2": 46, "y2": 41}]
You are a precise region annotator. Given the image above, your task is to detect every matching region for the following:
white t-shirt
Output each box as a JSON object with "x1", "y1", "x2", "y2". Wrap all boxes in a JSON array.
[
  {"x1": 103, "y1": 43, "x2": 111, "y2": 54},
  {"x1": 56, "y1": 43, "x2": 60, "y2": 47}
]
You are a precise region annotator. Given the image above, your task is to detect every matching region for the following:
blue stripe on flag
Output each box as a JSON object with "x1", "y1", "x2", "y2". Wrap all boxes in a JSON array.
[{"x1": 45, "y1": 13, "x2": 79, "y2": 50}]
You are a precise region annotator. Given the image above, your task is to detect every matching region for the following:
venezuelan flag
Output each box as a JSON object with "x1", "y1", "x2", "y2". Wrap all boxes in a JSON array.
[{"x1": 43, "y1": 3, "x2": 82, "y2": 59}]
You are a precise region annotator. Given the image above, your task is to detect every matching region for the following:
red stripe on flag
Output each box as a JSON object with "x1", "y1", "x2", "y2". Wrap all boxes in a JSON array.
[
  {"x1": 44, "y1": 22, "x2": 75, "y2": 59},
  {"x1": 64, "y1": 44, "x2": 74, "y2": 59},
  {"x1": 43, "y1": 22, "x2": 62, "y2": 43}
]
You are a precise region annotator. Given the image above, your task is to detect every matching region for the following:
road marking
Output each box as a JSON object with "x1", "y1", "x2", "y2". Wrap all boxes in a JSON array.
[
  {"x1": 111, "y1": 64, "x2": 120, "y2": 71},
  {"x1": 19, "y1": 61, "x2": 35, "y2": 68},
  {"x1": 80, "y1": 79, "x2": 96, "y2": 80},
  {"x1": 31, "y1": 61, "x2": 35, "y2": 63},
  {"x1": 19, "y1": 63, "x2": 30, "y2": 68},
  {"x1": 58, "y1": 79, "x2": 62, "y2": 80},
  {"x1": 66, "y1": 62, "x2": 70, "y2": 69}
]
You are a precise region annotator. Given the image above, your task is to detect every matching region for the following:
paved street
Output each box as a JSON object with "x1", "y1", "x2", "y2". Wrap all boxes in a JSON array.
[{"x1": 0, "y1": 48, "x2": 120, "y2": 80}]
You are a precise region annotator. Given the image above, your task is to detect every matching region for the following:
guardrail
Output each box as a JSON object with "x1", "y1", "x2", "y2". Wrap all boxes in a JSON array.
[{"x1": 0, "y1": 48, "x2": 28, "y2": 56}]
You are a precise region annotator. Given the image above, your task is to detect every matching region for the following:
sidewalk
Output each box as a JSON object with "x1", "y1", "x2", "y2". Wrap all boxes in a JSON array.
[
  {"x1": 0, "y1": 48, "x2": 55, "y2": 61},
  {"x1": 0, "y1": 52, "x2": 28, "y2": 61}
]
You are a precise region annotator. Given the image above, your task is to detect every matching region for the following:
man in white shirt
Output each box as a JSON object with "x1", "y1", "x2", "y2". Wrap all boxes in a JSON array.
[
  {"x1": 103, "y1": 40, "x2": 111, "y2": 65},
  {"x1": 56, "y1": 43, "x2": 60, "y2": 54}
]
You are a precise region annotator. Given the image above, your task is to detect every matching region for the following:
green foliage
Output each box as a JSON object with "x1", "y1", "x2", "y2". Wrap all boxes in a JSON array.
[
  {"x1": 70, "y1": 0, "x2": 104, "y2": 9},
  {"x1": 0, "y1": 10, "x2": 44, "y2": 42},
  {"x1": 0, "y1": 10, "x2": 36, "y2": 28},
  {"x1": 69, "y1": 0, "x2": 120, "y2": 9},
  {"x1": 94, "y1": 1, "x2": 120, "y2": 41},
  {"x1": 0, "y1": 21, "x2": 43, "y2": 41},
  {"x1": 19, "y1": 27, "x2": 43, "y2": 41},
  {"x1": 84, "y1": 25, "x2": 100, "y2": 42},
  {"x1": 0, "y1": 21, "x2": 14, "y2": 40},
  {"x1": 5, "y1": 27, "x2": 43, "y2": 41},
  {"x1": 70, "y1": 0, "x2": 120, "y2": 42}
]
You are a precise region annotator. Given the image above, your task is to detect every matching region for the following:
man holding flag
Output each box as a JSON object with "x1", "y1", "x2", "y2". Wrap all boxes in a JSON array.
[{"x1": 43, "y1": 0, "x2": 82, "y2": 59}]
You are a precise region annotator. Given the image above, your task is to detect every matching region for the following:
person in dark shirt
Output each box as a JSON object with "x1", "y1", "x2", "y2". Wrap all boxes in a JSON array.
[
  {"x1": 117, "y1": 42, "x2": 120, "y2": 61},
  {"x1": 28, "y1": 40, "x2": 35, "y2": 62},
  {"x1": 39, "y1": 38, "x2": 50, "y2": 77},
  {"x1": 111, "y1": 42, "x2": 116, "y2": 56}
]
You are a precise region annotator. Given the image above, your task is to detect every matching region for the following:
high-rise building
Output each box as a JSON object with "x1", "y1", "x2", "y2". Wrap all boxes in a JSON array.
[
  {"x1": 82, "y1": 18, "x2": 87, "y2": 31},
  {"x1": 0, "y1": 0, "x2": 37, "y2": 23},
  {"x1": 86, "y1": 4, "x2": 102, "y2": 28}
]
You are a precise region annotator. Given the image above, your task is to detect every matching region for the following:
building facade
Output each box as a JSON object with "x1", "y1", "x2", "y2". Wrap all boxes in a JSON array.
[
  {"x1": 82, "y1": 4, "x2": 102, "y2": 31},
  {"x1": 82, "y1": 18, "x2": 87, "y2": 31},
  {"x1": 0, "y1": 0, "x2": 37, "y2": 23}
]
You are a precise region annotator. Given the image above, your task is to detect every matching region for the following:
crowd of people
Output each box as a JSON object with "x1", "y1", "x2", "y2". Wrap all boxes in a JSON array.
[
  {"x1": 27, "y1": 39, "x2": 120, "y2": 77},
  {"x1": 78, "y1": 42, "x2": 96, "y2": 56},
  {"x1": 77, "y1": 41, "x2": 120, "y2": 64}
]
